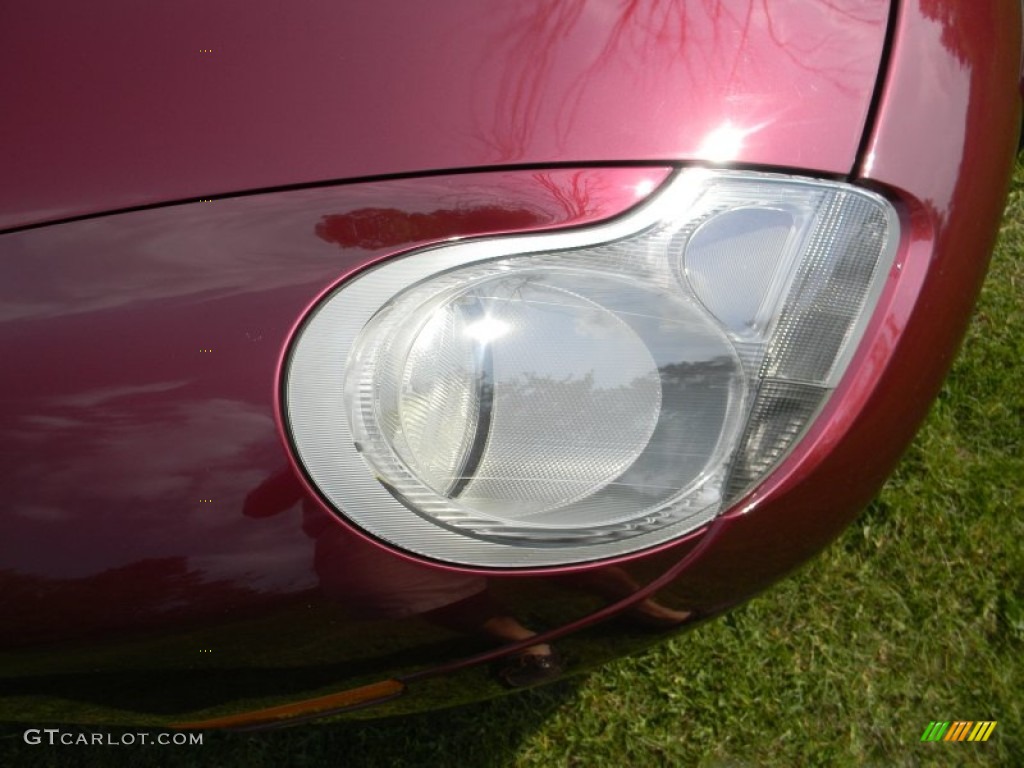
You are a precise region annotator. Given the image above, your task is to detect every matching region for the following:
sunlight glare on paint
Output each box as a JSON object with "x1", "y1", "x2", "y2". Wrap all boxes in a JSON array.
[
  {"x1": 698, "y1": 121, "x2": 753, "y2": 162},
  {"x1": 633, "y1": 178, "x2": 656, "y2": 198}
]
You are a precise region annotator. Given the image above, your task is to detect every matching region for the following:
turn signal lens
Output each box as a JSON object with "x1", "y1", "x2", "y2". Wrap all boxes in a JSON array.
[{"x1": 285, "y1": 170, "x2": 898, "y2": 567}]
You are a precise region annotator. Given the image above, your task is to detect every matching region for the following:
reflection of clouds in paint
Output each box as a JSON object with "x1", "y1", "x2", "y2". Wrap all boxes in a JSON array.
[
  {"x1": 908, "y1": 14, "x2": 968, "y2": 217},
  {"x1": 20, "y1": 415, "x2": 87, "y2": 430},
  {"x1": 10, "y1": 397, "x2": 272, "y2": 508},
  {"x1": 859, "y1": 10, "x2": 968, "y2": 219},
  {"x1": 0, "y1": 201, "x2": 338, "y2": 323},
  {"x1": 190, "y1": 542, "x2": 317, "y2": 593},
  {"x1": 0, "y1": 170, "x2": 627, "y2": 324},
  {"x1": 1, "y1": 396, "x2": 316, "y2": 585},
  {"x1": 12, "y1": 505, "x2": 71, "y2": 523},
  {"x1": 50, "y1": 380, "x2": 191, "y2": 409}
]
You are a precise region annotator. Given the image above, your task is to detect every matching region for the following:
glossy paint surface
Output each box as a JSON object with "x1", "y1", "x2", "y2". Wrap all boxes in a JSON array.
[
  {"x1": 1, "y1": 0, "x2": 1020, "y2": 729},
  {"x1": 646, "y1": 0, "x2": 1022, "y2": 616},
  {"x1": 0, "y1": 0, "x2": 889, "y2": 230},
  {"x1": 0, "y1": 168, "x2": 697, "y2": 723},
  {"x1": 366, "y1": 0, "x2": 1023, "y2": 720},
  {"x1": 0, "y1": 167, "x2": 667, "y2": 607}
]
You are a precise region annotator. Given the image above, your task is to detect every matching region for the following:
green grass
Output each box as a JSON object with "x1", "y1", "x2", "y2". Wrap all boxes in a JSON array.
[{"x1": 3, "y1": 163, "x2": 1022, "y2": 766}]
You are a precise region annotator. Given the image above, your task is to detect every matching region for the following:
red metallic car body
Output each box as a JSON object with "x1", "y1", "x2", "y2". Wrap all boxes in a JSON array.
[{"x1": 0, "y1": 0, "x2": 1019, "y2": 728}]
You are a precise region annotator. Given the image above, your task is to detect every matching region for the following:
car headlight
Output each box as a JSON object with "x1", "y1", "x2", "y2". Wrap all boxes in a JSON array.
[{"x1": 284, "y1": 169, "x2": 898, "y2": 568}]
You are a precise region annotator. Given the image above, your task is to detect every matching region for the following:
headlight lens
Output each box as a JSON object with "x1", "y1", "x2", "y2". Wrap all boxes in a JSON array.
[{"x1": 285, "y1": 170, "x2": 898, "y2": 568}]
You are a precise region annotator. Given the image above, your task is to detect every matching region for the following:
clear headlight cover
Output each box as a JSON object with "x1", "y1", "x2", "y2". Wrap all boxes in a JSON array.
[{"x1": 285, "y1": 170, "x2": 898, "y2": 568}]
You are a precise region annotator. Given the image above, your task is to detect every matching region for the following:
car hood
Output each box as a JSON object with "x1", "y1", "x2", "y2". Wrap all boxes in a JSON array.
[{"x1": 0, "y1": 0, "x2": 890, "y2": 230}]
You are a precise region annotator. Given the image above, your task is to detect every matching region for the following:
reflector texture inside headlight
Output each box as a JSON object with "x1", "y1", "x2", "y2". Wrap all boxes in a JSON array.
[{"x1": 286, "y1": 170, "x2": 898, "y2": 567}]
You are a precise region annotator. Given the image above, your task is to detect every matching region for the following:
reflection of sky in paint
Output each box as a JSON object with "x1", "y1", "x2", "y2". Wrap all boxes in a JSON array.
[
  {"x1": 0, "y1": 393, "x2": 316, "y2": 591},
  {"x1": 0, "y1": 169, "x2": 651, "y2": 324},
  {"x1": 861, "y1": 12, "x2": 967, "y2": 216},
  {"x1": 470, "y1": 0, "x2": 886, "y2": 169}
]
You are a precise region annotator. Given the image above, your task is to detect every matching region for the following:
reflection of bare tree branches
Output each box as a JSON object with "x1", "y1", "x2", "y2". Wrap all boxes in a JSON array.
[
  {"x1": 315, "y1": 173, "x2": 607, "y2": 250},
  {"x1": 815, "y1": 0, "x2": 884, "y2": 25},
  {"x1": 531, "y1": 171, "x2": 599, "y2": 220},
  {"x1": 758, "y1": 0, "x2": 867, "y2": 97},
  {"x1": 477, "y1": 0, "x2": 883, "y2": 159},
  {"x1": 480, "y1": 369, "x2": 661, "y2": 456},
  {"x1": 315, "y1": 206, "x2": 544, "y2": 250},
  {"x1": 477, "y1": 0, "x2": 587, "y2": 161},
  {"x1": 554, "y1": 0, "x2": 697, "y2": 147},
  {"x1": 919, "y1": 0, "x2": 973, "y2": 66},
  {"x1": 659, "y1": 356, "x2": 737, "y2": 385},
  {"x1": 486, "y1": 357, "x2": 734, "y2": 425}
]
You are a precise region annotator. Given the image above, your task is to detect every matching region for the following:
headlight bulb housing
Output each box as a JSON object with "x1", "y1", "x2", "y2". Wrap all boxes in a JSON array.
[{"x1": 284, "y1": 170, "x2": 899, "y2": 568}]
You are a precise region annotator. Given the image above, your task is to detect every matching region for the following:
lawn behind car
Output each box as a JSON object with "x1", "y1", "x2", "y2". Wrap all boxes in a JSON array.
[{"x1": 3, "y1": 160, "x2": 1022, "y2": 766}]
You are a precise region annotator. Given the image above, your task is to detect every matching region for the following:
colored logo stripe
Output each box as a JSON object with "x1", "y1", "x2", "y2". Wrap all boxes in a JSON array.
[
  {"x1": 968, "y1": 722, "x2": 997, "y2": 742},
  {"x1": 921, "y1": 721, "x2": 997, "y2": 742},
  {"x1": 944, "y1": 721, "x2": 972, "y2": 741}
]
